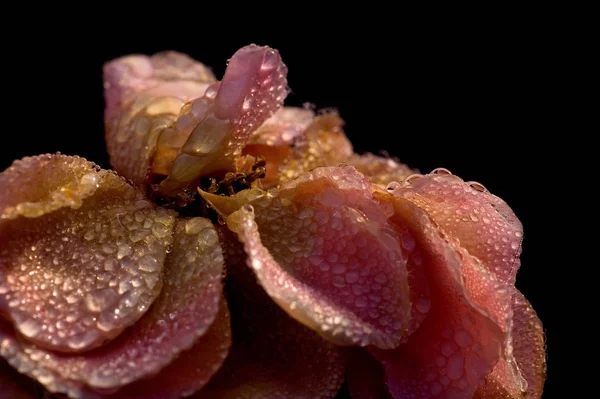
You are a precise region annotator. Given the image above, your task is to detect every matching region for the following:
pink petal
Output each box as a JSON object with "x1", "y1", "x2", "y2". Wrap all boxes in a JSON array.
[
  {"x1": 248, "y1": 107, "x2": 315, "y2": 146},
  {"x1": 103, "y1": 52, "x2": 215, "y2": 185},
  {"x1": 98, "y1": 297, "x2": 231, "y2": 399},
  {"x1": 346, "y1": 349, "x2": 393, "y2": 399},
  {"x1": 372, "y1": 191, "x2": 512, "y2": 399},
  {"x1": 0, "y1": 217, "x2": 225, "y2": 398},
  {"x1": 205, "y1": 166, "x2": 412, "y2": 349},
  {"x1": 242, "y1": 107, "x2": 315, "y2": 186},
  {"x1": 347, "y1": 153, "x2": 416, "y2": 186},
  {"x1": 392, "y1": 171, "x2": 523, "y2": 284},
  {"x1": 0, "y1": 154, "x2": 175, "y2": 352},
  {"x1": 157, "y1": 44, "x2": 288, "y2": 195},
  {"x1": 474, "y1": 288, "x2": 546, "y2": 399},
  {"x1": 199, "y1": 238, "x2": 345, "y2": 399},
  {"x1": 275, "y1": 112, "x2": 353, "y2": 185}
]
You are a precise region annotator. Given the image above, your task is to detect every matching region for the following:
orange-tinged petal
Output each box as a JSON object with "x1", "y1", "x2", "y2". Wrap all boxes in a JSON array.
[
  {"x1": 276, "y1": 112, "x2": 353, "y2": 186},
  {"x1": 391, "y1": 171, "x2": 523, "y2": 284},
  {"x1": 0, "y1": 154, "x2": 176, "y2": 352},
  {"x1": 98, "y1": 298, "x2": 231, "y2": 399},
  {"x1": 474, "y1": 288, "x2": 546, "y2": 399},
  {"x1": 156, "y1": 45, "x2": 288, "y2": 196},
  {"x1": 0, "y1": 217, "x2": 225, "y2": 398},
  {"x1": 104, "y1": 51, "x2": 215, "y2": 185},
  {"x1": 205, "y1": 166, "x2": 412, "y2": 349},
  {"x1": 347, "y1": 153, "x2": 416, "y2": 186},
  {"x1": 372, "y1": 192, "x2": 512, "y2": 399}
]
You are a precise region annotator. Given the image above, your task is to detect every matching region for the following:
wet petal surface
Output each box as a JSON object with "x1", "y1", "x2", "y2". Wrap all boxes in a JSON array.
[
  {"x1": 347, "y1": 153, "x2": 416, "y2": 186},
  {"x1": 200, "y1": 238, "x2": 345, "y2": 399},
  {"x1": 0, "y1": 217, "x2": 224, "y2": 397},
  {"x1": 157, "y1": 44, "x2": 288, "y2": 195},
  {"x1": 0, "y1": 154, "x2": 175, "y2": 352},
  {"x1": 98, "y1": 298, "x2": 230, "y2": 399},
  {"x1": 373, "y1": 192, "x2": 511, "y2": 399},
  {"x1": 206, "y1": 166, "x2": 411, "y2": 349},
  {"x1": 243, "y1": 107, "x2": 315, "y2": 186},
  {"x1": 474, "y1": 288, "x2": 546, "y2": 399},
  {"x1": 104, "y1": 51, "x2": 215, "y2": 185},
  {"x1": 394, "y1": 172, "x2": 524, "y2": 284},
  {"x1": 275, "y1": 112, "x2": 353, "y2": 186}
]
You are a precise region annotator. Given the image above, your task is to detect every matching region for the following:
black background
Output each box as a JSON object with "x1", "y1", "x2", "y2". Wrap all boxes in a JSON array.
[{"x1": 1, "y1": 12, "x2": 570, "y2": 398}]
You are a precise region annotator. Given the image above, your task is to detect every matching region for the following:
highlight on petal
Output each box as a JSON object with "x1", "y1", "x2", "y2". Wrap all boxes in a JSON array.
[
  {"x1": 276, "y1": 112, "x2": 353, "y2": 186},
  {"x1": 157, "y1": 44, "x2": 289, "y2": 196},
  {"x1": 104, "y1": 51, "x2": 216, "y2": 185},
  {"x1": 0, "y1": 154, "x2": 176, "y2": 353},
  {"x1": 100, "y1": 297, "x2": 231, "y2": 399},
  {"x1": 475, "y1": 288, "x2": 546, "y2": 399},
  {"x1": 347, "y1": 152, "x2": 416, "y2": 187},
  {"x1": 242, "y1": 106, "x2": 315, "y2": 185},
  {"x1": 392, "y1": 171, "x2": 523, "y2": 284},
  {"x1": 204, "y1": 166, "x2": 412, "y2": 349},
  {"x1": 200, "y1": 247, "x2": 344, "y2": 399},
  {"x1": 0, "y1": 217, "x2": 226, "y2": 398},
  {"x1": 346, "y1": 349, "x2": 393, "y2": 399},
  {"x1": 372, "y1": 191, "x2": 512, "y2": 399}
]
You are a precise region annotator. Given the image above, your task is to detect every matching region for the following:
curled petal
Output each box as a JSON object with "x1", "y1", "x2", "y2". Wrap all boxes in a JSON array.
[
  {"x1": 0, "y1": 154, "x2": 176, "y2": 352},
  {"x1": 100, "y1": 298, "x2": 231, "y2": 399},
  {"x1": 347, "y1": 153, "x2": 416, "y2": 186},
  {"x1": 475, "y1": 288, "x2": 546, "y2": 399},
  {"x1": 200, "y1": 243, "x2": 345, "y2": 399},
  {"x1": 0, "y1": 217, "x2": 225, "y2": 397},
  {"x1": 346, "y1": 349, "x2": 393, "y2": 399},
  {"x1": 205, "y1": 166, "x2": 412, "y2": 349},
  {"x1": 393, "y1": 172, "x2": 524, "y2": 284},
  {"x1": 372, "y1": 192, "x2": 512, "y2": 399},
  {"x1": 104, "y1": 52, "x2": 215, "y2": 185},
  {"x1": 248, "y1": 106, "x2": 315, "y2": 147},
  {"x1": 243, "y1": 107, "x2": 314, "y2": 185},
  {"x1": 157, "y1": 44, "x2": 288, "y2": 195},
  {"x1": 276, "y1": 112, "x2": 353, "y2": 186}
]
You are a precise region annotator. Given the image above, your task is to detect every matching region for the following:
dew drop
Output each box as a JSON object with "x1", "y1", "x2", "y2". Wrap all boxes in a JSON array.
[
  {"x1": 138, "y1": 255, "x2": 160, "y2": 272},
  {"x1": 415, "y1": 298, "x2": 431, "y2": 313},
  {"x1": 185, "y1": 217, "x2": 212, "y2": 235},
  {"x1": 85, "y1": 288, "x2": 119, "y2": 312},
  {"x1": 18, "y1": 318, "x2": 41, "y2": 338}
]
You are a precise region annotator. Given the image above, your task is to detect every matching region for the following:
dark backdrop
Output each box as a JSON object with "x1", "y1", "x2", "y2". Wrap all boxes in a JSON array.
[{"x1": 1, "y1": 18, "x2": 566, "y2": 398}]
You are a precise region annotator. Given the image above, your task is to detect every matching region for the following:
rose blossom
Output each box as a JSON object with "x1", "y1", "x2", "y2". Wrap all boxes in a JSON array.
[{"x1": 0, "y1": 44, "x2": 545, "y2": 399}]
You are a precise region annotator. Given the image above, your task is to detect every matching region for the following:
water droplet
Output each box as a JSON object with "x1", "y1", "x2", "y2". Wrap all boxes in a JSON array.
[
  {"x1": 68, "y1": 330, "x2": 100, "y2": 350},
  {"x1": 18, "y1": 318, "x2": 41, "y2": 338},
  {"x1": 198, "y1": 228, "x2": 218, "y2": 247},
  {"x1": 85, "y1": 288, "x2": 119, "y2": 312},
  {"x1": 345, "y1": 271, "x2": 359, "y2": 283},
  {"x1": 185, "y1": 217, "x2": 212, "y2": 235},
  {"x1": 117, "y1": 244, "x2": 133, "y2": 259},
  {"x1": 129, "y1": 229, "x2": 150, "y2": 242},
  {"x1": 415, "y1": 298, "x2": 431, "y2": 313},
  {"x1": 138, "y1": 255, "x2": 160, "y2": 272},
  {"x1": 151, "y1": 223, "x2": 170, "y2": 238},
  {"x1": 332, "y1": 264, "x2": 346, "y2": 274}
]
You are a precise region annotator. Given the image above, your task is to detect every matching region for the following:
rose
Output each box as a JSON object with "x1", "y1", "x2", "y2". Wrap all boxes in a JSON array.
[{"x1": 0, "y1": 44, "x2": 545, "y2": 399}]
